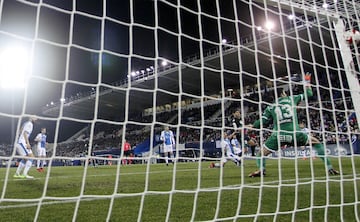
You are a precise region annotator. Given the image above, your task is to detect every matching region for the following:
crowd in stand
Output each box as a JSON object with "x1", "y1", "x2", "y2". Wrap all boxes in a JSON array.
[
  {"x1": 54, "y1": 85, "x2": 358, "y2": 158},
  {"x1": 1, "y1": 85, "x2": 358, "y2": 159}
]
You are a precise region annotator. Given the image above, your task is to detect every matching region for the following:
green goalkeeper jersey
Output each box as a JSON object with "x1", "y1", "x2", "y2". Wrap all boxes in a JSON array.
[{"x1": 253, "y1": 88, "x2": 313, "y2": 132}]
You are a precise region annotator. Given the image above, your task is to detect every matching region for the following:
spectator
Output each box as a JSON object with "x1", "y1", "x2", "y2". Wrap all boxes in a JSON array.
[{"x1": 122, "y1": 139, "x2": 132, "y2": 165}]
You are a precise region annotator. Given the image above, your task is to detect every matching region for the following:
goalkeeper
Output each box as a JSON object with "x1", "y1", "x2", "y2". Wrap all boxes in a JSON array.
[{"x1": 248, "y1": 73, "x2": 339, "y2": 177}]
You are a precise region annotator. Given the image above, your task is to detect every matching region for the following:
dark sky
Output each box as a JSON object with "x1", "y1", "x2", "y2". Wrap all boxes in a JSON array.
[{"x1": 0, "y1": 0, "x2": 285, "y2": 143}]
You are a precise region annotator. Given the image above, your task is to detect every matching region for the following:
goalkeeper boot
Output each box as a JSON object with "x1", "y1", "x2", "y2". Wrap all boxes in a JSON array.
[
  {"x1": 248, "y1": 169, "x2": 266, "y2": 177},
  {"x1": 328, "y1": 169, "x2": 340, "y2": 175}
]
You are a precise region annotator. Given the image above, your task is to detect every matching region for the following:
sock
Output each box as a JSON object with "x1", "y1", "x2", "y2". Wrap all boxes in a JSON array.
[
  {"x1": 42, "y1": 160, "x2": 46, "y2": 168},
  {"x1": 165, "y1": 156, "x2": 169, "y2": 164},
  {"x1": 16, "y1": 159, "x2": 26, "y2": 175},
  {"x1": 37, "y1": 159, "x2": 41, "y2": 168},
  {"x1": 313, "y1": 143, "x2": 332, "y2": 169},
  {"x1": 23, "y1": 160, "x2": 33, "y2": 176},
  {"x1": 256, "y1": 153, "x2": 266, "y2": 171}
]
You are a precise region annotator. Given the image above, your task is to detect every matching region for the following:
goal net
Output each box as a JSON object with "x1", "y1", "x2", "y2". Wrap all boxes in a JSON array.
[{"x1": 0, "y1": 0, "x2": 359, "y2": 221}]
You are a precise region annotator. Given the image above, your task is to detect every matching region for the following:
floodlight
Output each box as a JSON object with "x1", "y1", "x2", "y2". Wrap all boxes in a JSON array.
[
  {"x1": 265, "y1": 21, "x2": 275, "y2": 30},
  {"x1": 0, "y1": 46, "x2": 30, "y2": 89}
]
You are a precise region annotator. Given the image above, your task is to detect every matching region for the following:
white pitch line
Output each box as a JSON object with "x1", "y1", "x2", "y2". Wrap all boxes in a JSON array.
[{"x1": 0, "y1": 167, "x2": 358, "y2": 209}]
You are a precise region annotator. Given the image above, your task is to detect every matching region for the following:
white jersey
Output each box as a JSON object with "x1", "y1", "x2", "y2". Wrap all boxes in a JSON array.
[
  {"x1": 222, "y1": 138, "x2": 235, "y2": 155},
  {"x1": 35, "y1": 133, "x2": 47, "y2": 149},
  {"x1": 18, "y1": 121, "x2": 33, "y2": 146},
  {"x1": 16, "y1": 120, "x2": 34, "y2": 156},
  {"x1": 160, "y1": 130, "x2": 175, "y2": 146},
  {"x1": 161, "y1": 130, "x2": 175, "y2": 153},
  {"x1": 222, "y1": 138, "x2": 241, "y2": 164},
  {"x1": 231, "y1": 138, "x2": 242, "y2": 154},
  {"x1": 301, "y1": 127, "x2": 316, "y2": 157}
]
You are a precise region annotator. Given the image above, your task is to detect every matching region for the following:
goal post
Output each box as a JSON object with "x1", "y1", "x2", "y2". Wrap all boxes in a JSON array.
[
  {"x1": 0, "y1": 0, "x2": 359, "y2": 221},
  {"x1": 334, "y1": 19, "x2": 360, "y2": 127}
]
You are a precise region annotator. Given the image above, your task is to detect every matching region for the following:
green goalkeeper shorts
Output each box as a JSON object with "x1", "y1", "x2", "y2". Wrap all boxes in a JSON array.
[{"x1": 264, "y1": 131, "x2": 309, "y2": 152}]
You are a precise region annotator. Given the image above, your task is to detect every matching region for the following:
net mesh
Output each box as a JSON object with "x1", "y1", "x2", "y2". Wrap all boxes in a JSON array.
[{"x1": 0, "y1": 0, "x2": 359, "y2": 221}]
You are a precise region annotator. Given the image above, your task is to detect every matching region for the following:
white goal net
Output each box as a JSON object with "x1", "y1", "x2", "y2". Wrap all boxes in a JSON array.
[{"x1": 0, "y1": 0, "x2": 359, "y2": 221}]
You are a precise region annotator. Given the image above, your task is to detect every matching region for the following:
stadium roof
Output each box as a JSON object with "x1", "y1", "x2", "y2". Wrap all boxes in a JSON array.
[{"x1": 42, "y1": 22, "x2": 339, "y2": 121}]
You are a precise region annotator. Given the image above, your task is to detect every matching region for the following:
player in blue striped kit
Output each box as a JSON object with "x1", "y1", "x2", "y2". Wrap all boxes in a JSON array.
[
  {"x1": 35, "y1": 127, "x2": 47, "y2": 172},
  {"x1": 209, "y1": 130, "x2": 241, "y2": 168},
  {"x1": 160, "y1": 126, "x2": 176, "y2": 166}
]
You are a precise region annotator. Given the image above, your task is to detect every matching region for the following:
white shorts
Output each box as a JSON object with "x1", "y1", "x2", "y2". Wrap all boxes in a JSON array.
[
  {"x1": 163, "y1": 144, "x2": 173, "y2": 153},
  {"x1": 37, "y1": 147, "x2": 46, "y2": 156},
  {"x1": 16, "y1": 143, "x2": 33, "y2": 156},
  {"x1": 233, "y1": 147, "x2": 242, "y2": 155}
]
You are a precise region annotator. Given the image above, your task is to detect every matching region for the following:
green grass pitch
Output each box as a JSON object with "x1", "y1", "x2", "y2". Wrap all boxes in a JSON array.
[{"x1": 0, "y1": 156, "x2": 359, "y2": 222}]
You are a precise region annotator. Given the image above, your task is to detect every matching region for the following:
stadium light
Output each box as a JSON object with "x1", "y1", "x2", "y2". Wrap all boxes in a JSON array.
[
  {"x1": 288, "y1": 14, "x2": 295, "y2": 20},
  {"x1": 265, "y1": 21, "x2": 275, "y2": 30},
  {"x1": 0, "y1": 46, "x2": 30, "y2": 89}
]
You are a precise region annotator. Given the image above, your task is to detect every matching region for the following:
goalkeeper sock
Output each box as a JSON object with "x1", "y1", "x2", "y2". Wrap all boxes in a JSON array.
[
  {"x1": 256, "y1": 153, "x2": 266, "y2": 170},
  {"x1": 313, "y1": 143, "x2": 333, "y2": 169}
]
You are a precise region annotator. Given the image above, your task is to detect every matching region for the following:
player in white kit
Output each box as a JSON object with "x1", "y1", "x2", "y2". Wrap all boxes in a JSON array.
[
  {"x1": 299, "y1": 121, "x2": 316, "y2": 160},
  {"x1": 35, "y1": 127, "x2": 47, "y2": 172},
  {"x1": 14, "y1": 116, "x2": 37, "y2": 179}
]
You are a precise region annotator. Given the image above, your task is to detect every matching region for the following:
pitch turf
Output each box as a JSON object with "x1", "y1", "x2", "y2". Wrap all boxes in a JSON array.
[{"x1": 0, "y1": 156, "x2": 359, "y2": 222}]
